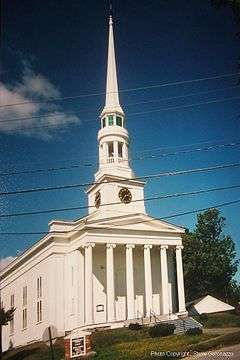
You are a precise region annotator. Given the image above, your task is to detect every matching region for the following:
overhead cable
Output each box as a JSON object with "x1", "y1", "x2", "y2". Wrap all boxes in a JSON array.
[{"x1": 0, "y1": 183, "x2": 240, "y2": 218}]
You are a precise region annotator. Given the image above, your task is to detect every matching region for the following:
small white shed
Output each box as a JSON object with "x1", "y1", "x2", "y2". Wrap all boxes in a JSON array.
[{"x1": 186, "y1": 295, "x2": 235, "y2": 315}]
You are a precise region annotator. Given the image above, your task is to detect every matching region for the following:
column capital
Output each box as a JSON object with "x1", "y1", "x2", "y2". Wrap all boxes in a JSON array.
[
  {"x1": 82, "y1": 243, "x2": 96, "y2": 249},
  {"x1": 144, "y1": 244, "x2": 153, "y2": 250},
  {"x1": 176, "y1": 245, "x2": 184, "y2": 251},
  {"x1": 126, "y1": 244, "x2": 135, "y2": 249},
  {"x1": 160, "y1": 245, "x2": 168, "y2": 251},
  {"x1": 106, "y1": 243, "x2": 116, "y2": 249}
]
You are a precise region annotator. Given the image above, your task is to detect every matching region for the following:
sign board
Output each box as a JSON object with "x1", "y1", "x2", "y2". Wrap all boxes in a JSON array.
[{"x1": 71, "y1": 336, "x2": 86, "y2": 358}]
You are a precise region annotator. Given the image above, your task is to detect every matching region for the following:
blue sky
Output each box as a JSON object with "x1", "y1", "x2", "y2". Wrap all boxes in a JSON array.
[{"x1": 0, "y1": 0, "x2": 240, "y2": 280}]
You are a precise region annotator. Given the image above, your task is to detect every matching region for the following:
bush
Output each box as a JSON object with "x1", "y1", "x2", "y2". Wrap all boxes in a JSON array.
[
  {"x1": 149, "y1": 323, "x2": 175, "y2": 337},
  {"x1": 128, "y1": 323, "x2": 142, "y2": 330},
  {"x1": 185, "y1": 327, "x2": 203, "y2": 336},
  {"x1": 199, "y1": 313, "x2": 208, "y2": 321}
]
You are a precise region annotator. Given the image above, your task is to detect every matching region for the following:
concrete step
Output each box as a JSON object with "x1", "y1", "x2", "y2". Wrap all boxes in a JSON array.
[{"x1": 125, "y1": 316, "x2": 203, "y2": 335}]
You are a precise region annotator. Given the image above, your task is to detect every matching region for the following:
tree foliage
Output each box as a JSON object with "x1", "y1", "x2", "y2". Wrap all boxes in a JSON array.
[
  {"x1": 183, "y1": 209, "x2": 239, "y2": 303},
  {"x1": 0, "y1": 307, "x2": 15, "y2": 326},
  {"x1": 0, "y1": 306, "x2": 15, "y2": 359}
]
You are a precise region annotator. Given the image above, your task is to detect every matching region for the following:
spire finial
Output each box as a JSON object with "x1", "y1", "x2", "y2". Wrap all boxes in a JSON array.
[{"x1": 109, "y1": 1, "x2": 113, "y2": 16}]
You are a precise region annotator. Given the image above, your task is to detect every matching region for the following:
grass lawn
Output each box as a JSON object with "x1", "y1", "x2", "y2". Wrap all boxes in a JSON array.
[
  {"x1": 2, "y1": 328, "x2": 215, "y2": 360},
  {"x1": 194, "y1": 312, "x2": 240, "y2": 328},
  {"x1": 3, "y1": 316, "x2": 240, "y2": 360},
  {"x1": 92, "y1": 327, "x2": 216, "y2": 360}
]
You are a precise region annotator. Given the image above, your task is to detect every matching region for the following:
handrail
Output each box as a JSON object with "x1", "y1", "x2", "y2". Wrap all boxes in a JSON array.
[
  {"x1": 137, "y1": 310, "x2": 144, "y2": 325},
  {"x1": 150, "y1": 310, "x2": 162, "y2": 324}
]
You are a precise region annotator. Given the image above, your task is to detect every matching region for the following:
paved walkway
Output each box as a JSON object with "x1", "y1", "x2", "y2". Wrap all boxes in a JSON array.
[
  {"x1": 203, "y1": 327, "x2": 240, "y2": 335},
  {"x1": 188, "y1": 343, "x2": 240, "y2": 359},
  {"x1": 185, "y1": 328, "x2": 240, "y2": 360}
]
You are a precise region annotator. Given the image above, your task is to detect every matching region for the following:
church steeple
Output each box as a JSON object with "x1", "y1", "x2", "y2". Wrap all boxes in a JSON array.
[
  {"x1": 87, "y1": 15, "x2": 145, "y2": 217},
  {"x1": 95, "y1": 15, "x2": 133, "y2": 181},
  {"x1": 101, "y1": 16, "x2": 124, "y2": 116}
]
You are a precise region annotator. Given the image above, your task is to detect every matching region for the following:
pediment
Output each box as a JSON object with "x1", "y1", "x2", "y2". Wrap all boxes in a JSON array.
[{"x1": 83, "y1": 212, "x2": 185, "y2": 234}]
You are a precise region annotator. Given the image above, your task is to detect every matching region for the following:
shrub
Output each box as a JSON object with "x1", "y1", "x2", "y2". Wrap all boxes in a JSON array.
[
  {"x1": 186, "y1": 327, "x2": 203, "y2": 336},
  {"x1": 199, "y1": 313, "x2": 208, "y2": 321},
  {"x1": 128, "y1": 323, "x2": 142, "y2": 330},
  {"x1": 149, "y1": 323, "x2": 175, "y2": 337}
]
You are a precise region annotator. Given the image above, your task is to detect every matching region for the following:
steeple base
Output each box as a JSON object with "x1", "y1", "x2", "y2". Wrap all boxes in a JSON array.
[{"x1": 87, "y1": 174, "x2": 146, "y2": 217}]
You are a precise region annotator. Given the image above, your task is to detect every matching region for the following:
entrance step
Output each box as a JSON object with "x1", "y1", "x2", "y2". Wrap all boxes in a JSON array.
[{"x1": 125, "y1": 316, "x2": 202, "y2": 335}]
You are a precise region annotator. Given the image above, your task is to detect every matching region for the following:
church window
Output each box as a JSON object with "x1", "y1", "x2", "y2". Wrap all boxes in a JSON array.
[
  {"x1": 118, "y1": 142, "x2": 123, "y2": 157},
  {"x1": 102, "y1": 118, "x2": 106, "y2": 128},
  {"x1": 10, "y1": 294, "x2": 14, "y2": 334},
  {"x1": 108, "y1": 115, "x2": 114, "y2": 126},
  {"x1": 37, "y1": 276, "x2": 42, "y2": 298},
  {"x1": 108, "y1": 141, "x2": 114, "y2": 158},
  {"x1": 37, "y1": 300, "x2": 42, "y2": 323},
  {"x1": 37, "y1": 277, "x2": 43, "y2": 323},
  {"x1": 22, "y1": 286, "x2": 27, "y2": 329},
  {"x1": 22, "y1": 308, "x2": 27, "y2": 329},
  {"x1": 116, "y1": 116, "x2": 122, "y2": 127},
  {"x1": 23, "y1": 286, "x2": 27, "y2": 307}
]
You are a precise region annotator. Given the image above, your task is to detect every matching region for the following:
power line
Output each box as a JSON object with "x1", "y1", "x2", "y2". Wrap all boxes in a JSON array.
[
  {"x1": 0, "y1": 141, "x2": 239, "y2": 177},
  {"x1": 1, "y1": 198, "x2": 240, "y2": 235},
  {"x1": 104, "y1": 198, "x2": 240, "y2": 228},
  {"x1": 0, "y1": 85, "x2": 237, "y2": 124},
  {"x1": 1, "y1": 162, "x2": 240, "y2": 197},
  {"x1": 0, "y1": 183, "x2": 240, "y2": 218},
  {"x1": 1, "y1": 95, "x2": 240, "y2": 135},
  {"x1": 0, "y1": 71, "x2": 239, "y2": 108},
  {"x1": 128, "y1": 96, "x2": 240, "y2": 116}
]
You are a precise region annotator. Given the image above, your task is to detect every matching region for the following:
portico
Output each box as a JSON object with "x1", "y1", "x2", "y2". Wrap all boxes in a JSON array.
[{"x1": 80, "y1": 237, "x2": 186, "y2": 326}]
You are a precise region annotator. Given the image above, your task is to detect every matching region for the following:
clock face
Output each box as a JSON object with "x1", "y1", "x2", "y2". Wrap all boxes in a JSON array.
[
  {"x1": 94, "y1": 191, "x2": 101, "y2": 208},
  {"x1": 119, "y1": 187, "x2": 132, "y2": 204}
]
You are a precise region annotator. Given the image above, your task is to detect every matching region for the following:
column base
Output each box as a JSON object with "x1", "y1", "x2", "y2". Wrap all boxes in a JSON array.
[{"x1": 177, "y1": 311, "x2": 188, "y2": 318}]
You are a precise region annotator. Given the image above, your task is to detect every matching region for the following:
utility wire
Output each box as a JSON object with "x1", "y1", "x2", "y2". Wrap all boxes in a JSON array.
[
  {"x1": 0, "y1": 85, "x2": 237, "y2": 124},
  {"x1": 101, "y1": 199, "x2": 240, "y2": 228},
  {"x1": 1, "y1": 198, "x2": 240, "y2": 236},
  {"x1": 1, "y1": 162, "x2": 240, "y2": 197},
  {"x1": 0, "y1": 141, "x2": 239, "y2": 177},
  {"x1": 1, "y1": 95, "x2": 240, "y2": 134},
  {"x1": 0, "y1": 183, "x2": 240, "y2": 218},
  {"x1": 0, "y1": 71, "x2": 239, "y2": 108},
  {"x1": 3, "y1": 136, "x2": 239, "y2": 168}
]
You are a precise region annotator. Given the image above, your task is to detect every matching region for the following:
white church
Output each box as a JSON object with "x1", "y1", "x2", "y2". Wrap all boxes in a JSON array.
[{"x1": 0, "y1": 16, "x2": 190, "y2": 351}]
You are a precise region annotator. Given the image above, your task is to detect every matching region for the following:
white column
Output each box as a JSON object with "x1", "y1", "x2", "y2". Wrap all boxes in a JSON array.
[
  {"x1": 106, "y1": 243, "x2": 116, "y2": 322},
  {"x1": 123, "y1": 142, "x2": 128, "y2": 162},
  {"x1": 103, "y1": 142, "x2": 108, "y2": 163},
  {"x1": 84, "y1": 243, "x2": 95, "y2": 324},
  {"x1": 144, "y1": 244, "x2": 153, "y2": 317},
  {"x1": 113, "y1": 141, "x2": 118, "y2": 161},
  {"x1": 175, "y1": 245, "x2": 186, "y2": 313},
  {"x1": 160, "y1": 245, "x2": 169, "y2": 315},
  {"x1": 126, "y1": 244, "x2": 135, "y2": 319}
]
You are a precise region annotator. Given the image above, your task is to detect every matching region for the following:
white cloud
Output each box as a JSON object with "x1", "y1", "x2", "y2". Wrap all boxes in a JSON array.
[
  {"x1": 0, "y1": 64, "x2": 80, "y2": 139},
  {"x1": 0, "y1": 256, "x2": 16, "y2": 271}
]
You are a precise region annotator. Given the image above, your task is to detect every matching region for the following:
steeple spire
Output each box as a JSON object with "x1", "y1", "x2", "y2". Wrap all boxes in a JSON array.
[{"x1": 101, "y1": 15, "x2": 124, "y2": 116}]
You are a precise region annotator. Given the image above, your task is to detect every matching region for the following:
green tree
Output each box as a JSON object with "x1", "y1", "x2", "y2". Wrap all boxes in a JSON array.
[
  {"x1": 0, "y1": 306, "x2": 15, "y2": 359},
  {"x1": 183, "y1": 209, "x2": 239, "y2": 302}
]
